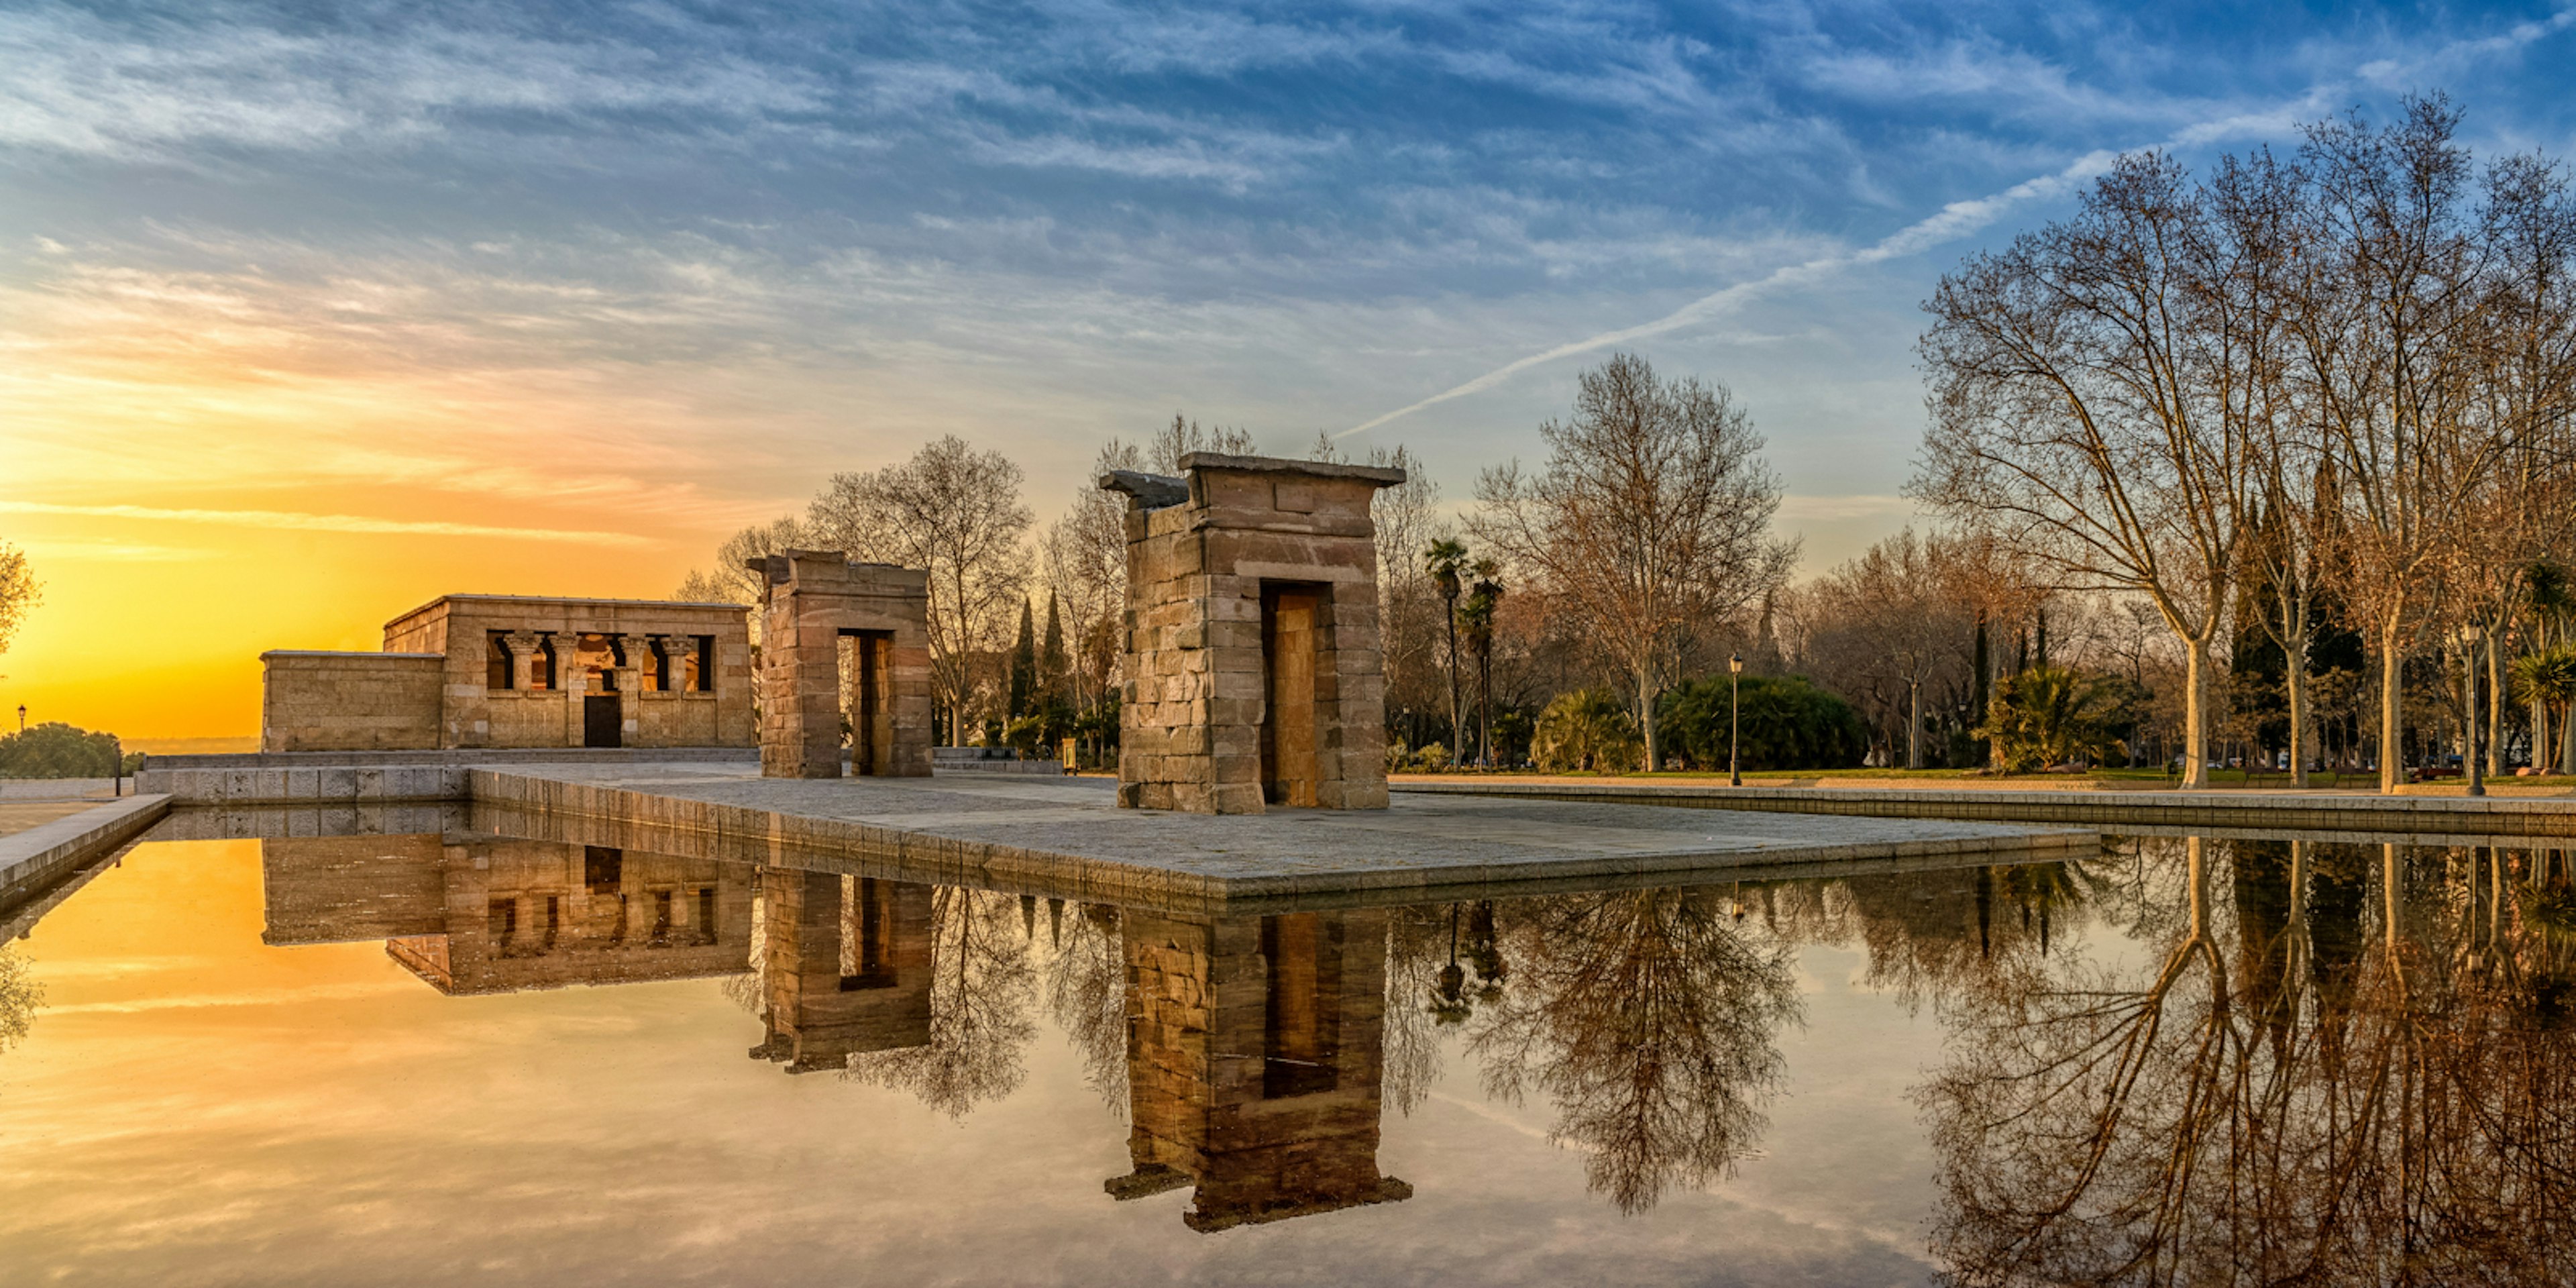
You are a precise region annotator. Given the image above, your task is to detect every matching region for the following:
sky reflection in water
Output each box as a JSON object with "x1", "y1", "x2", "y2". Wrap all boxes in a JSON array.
[{"x1": 1, "y1": 824, "x2": 2568, "y2": 1285}]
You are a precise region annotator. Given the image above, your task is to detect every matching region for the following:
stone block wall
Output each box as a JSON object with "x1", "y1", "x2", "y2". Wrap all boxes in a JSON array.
[
  {"x1": 753, "y1": 871, "x2": 934, "y2": 1073},
  {"x1": 385, "y1": 595, "x2": 755, "y2": 749},
  {"x1": 259, "y1": 833, "x2": 448, "y2": 945},
  {"x1": 1104, "y1": 453, "x2": 1403, "y2": 814},
  {"x1": 261, "y1": 651, "x2": 445, "y2": 752},
  {"x1": 752, "y1": 552, "x2": 935, "y2": 779},
  {"x1": 1112, "y1": 908, "x2": 1407, "y2": 1231},
  {"x1": 384, "y1": 840, "x2": 753, "y2": 995}
]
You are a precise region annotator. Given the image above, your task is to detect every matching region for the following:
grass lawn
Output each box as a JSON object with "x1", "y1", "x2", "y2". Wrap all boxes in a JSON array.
[{"x1": 1401, "y1": 765, "x2": 2576, "y2": 790}]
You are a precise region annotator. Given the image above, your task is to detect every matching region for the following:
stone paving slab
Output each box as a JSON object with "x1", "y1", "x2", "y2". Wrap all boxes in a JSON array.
[{"x1": 468, "y1": 761, "x2": 2096, "y2": 907}]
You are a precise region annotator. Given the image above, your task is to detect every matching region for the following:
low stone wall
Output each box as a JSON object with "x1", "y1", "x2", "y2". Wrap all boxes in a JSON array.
[
  {"x1": 262, "y1": 651, "x2": 444, "y2": 752},
  {"x1": 144, "y1": 762, "x2": 467, "y2": 805},
  {"x1": 138, "y1": 747, "x2": 756, "y2": 804},
  {"x1": 1393, "y1": 780, "x2": 2576, "y2": 840}
]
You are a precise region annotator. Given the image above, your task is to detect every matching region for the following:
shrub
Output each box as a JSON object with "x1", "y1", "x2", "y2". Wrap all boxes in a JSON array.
[
  {"x1": 0, "y1": 722, "x2": 131, "y2": 779},
  {"x1": 1532, "y1": 690, "x2": 1643, "y2": 773},
  {"x1": 1658, "y1": 674, "x2": 1868, "y2": 771}
]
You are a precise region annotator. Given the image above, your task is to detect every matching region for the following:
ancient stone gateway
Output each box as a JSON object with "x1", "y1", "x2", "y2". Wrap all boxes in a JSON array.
[
  {"x1": 1100, "y1": 453, "x2": 1404, "y2": 813},
  {"x1": 749, "y1": 551, "x2": 935, "y2": 779},
  {"x1": 751, "y1": 871, "x2": 933, "y2": 1073}
]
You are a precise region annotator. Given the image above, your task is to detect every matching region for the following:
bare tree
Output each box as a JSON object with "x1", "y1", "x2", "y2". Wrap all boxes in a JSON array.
[
  {"x1": 1917, "y1": 152, "x2": 2267, "y2": 788},
  {"x1": 808, "y1": 436, "x2": 1032, "y2": 745},
  {"x1": 1148, "y1": 413, "x2": 1256, "y2": 472},
  {"x1": 2292, "y1": 99, "x2": 2516, "y2": 791},
  {"x1": 1042, "y1": 439, "x2": 1148, "y2": 764},
  {"x1": 0, "y1": 542, "x2": 38, "y2": 658},
  {"x1": 1473, "y1": 353, "x2": 1795, "y2": 768},
  {"x1": 1805, "y1": 530, "x2": 1972, "y2": 768},
  {"x1": 674, "y1": 515, "x2": 813, "y2": 610}
]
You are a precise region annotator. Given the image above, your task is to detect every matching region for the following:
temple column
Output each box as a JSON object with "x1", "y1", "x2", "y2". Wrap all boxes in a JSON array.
[
  {"x1": 503, "y1": 631, "x2": 545, "y2": 691},
  {"x1": 616, "y1": 634, "x2": 653, "y2": 693}
]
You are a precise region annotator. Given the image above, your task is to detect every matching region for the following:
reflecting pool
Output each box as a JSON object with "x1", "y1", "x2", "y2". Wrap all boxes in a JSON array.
[{"x1": 2, "y1": 821, "x2": 2571, "y2": 1285}]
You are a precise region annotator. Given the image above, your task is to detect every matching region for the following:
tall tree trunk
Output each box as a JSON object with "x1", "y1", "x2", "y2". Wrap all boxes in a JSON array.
[
  {"x1": 1443, "y1": 602, "x2": 1460, "y2": 765},
  {"x1": 1971, "y1": 611, "x2": 1991, "y2": 769},
  {"x1": 2283, "y1": 620, "x2": 2313, "y2": 790},
  {"x1": 1907, "y1": 678, "x2": 1923, "y2": 771},
  {"x1": 2561, "y1": 697, "x2": 2575, "y2": 777},
  {"x1": 1479, "y1": 648, "x2": 1493, "y2": 769},
  {"x1": 2182, "y1": 635, "x2": 2212, "y2": 789},
  {"x1": 1638, "y1": 666, "x2": 1659, "y2": 773},
  {"x1": 2379, "y1": 614, "x2": 2407, "y2": 794},
  {"x1": 2487, "y1": 631, "x2": 2505, "y2": 777}
]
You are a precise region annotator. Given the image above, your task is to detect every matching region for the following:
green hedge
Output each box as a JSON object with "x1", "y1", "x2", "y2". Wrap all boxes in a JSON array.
[
  {"x1": 1658, "y1": 674, "x2": 1868, "y2": 771},
  {"x1": 0, "y1": 723, "x2": 138, "y2": 779}
]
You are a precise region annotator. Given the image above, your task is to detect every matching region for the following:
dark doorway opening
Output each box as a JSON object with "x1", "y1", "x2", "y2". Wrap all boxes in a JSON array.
[
  {"x1": 1261, "y1": 912, "x2": 1342, "y2": 1098},
  {"x1": 1261, "y1": 584, "x2": 1323, "y2": 806},
  {"x1": 841, "y1": 629, "x2": 894, "y2": 775},
  {"x1": 584, "y1": 694, "x2": 623, "y2": 747}
]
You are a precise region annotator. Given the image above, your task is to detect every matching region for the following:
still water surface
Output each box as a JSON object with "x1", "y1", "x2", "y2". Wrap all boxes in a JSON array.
[{"x1": 0, "y1": 822, "x2": 2567, "y2": 1285}]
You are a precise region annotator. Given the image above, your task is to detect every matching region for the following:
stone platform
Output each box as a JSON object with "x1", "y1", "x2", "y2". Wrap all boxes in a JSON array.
[{"x1": 464, "y1": 761, "x2": 2094, "y2": 910}]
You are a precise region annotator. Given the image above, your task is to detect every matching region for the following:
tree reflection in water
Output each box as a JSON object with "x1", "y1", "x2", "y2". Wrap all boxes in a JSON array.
[
  {"x1": 842, "y1": 885, "x2": 1037, "y2": 1120},
  {"x1": 1456, "y1": 889, "x2": 1803, "y2": 1214},
  {"x1": 0, "y1": 944, "x2": 38, "y2": 1053},
  {"x1": 1917, "y1": 837, "x2": 2576, "y2": 1287},
  {"x1": 1044, "y1": 901, "x2": 1129, "y2": 1115}
]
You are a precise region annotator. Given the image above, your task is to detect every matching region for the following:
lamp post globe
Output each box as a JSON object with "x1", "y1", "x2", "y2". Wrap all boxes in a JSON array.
[{"x1": 1728, "y1": 653, "x2": 1743, "y2": 788}]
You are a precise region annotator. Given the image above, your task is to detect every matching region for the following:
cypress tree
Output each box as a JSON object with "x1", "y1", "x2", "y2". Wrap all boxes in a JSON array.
[
  {"x1": 1040, "y1": 593, "x2": 1067, "y2": 702},
  {"x1": 1008, "y1": 599, "x2": 1036, "y2": 718}
]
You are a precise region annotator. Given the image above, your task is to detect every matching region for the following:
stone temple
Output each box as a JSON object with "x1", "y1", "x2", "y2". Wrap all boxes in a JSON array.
[
  {"x1": 261, "y1": 594, "x2": 755, "y2": 753},
  {"x1": 1101, "y1": 452, "x2": 1405, "y2": 814}
]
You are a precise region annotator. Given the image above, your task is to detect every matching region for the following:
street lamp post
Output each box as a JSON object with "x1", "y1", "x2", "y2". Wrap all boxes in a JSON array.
[
  {"x1": 1729, "y1": 652, "x2": 1743, "y2": 788},
  {"x1": 14, "y1": 704, "x2": 22, "y2": 733},
  {"x1": 2460, "y1": 626, "x2": 2486, "y2": 798}
]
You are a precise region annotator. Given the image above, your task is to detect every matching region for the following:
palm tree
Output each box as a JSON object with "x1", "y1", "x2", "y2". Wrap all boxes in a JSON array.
[
  {"x1": 1425, "y1": 538, "x2": 1469, "y2": 767},
  {"x1": 1458, "y1": 559, "x2": 1505, "y2": 768},
  {"x1": 1975, "y1": 664, "x2": 2121, "y2": 773},
  {"x1": 2511, "y1": 645, "x2": 2576, "y2": 776}
]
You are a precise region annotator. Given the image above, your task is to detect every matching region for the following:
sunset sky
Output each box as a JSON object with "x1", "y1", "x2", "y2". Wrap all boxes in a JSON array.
[{"x1": 5, "y1": 1, "x2": 2575, "y2": 741}]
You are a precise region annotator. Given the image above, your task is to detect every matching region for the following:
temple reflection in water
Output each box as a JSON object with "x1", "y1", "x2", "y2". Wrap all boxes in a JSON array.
[
  {"x1": 236, "y1": 825, "x2": 2576, "y2": 1270},
  {"x1": 750, "y1": 870, "x2": 933, "y2": 1072},
  {"x1": 254, "y1": 834, "x2": 1411, "y2": 1233},
  {"x1": 260, "y1": 834, "x2": 752, "y2": 994},
  {"x1": 1108, "y1": 908, "x2": 1411, "y2": 1230}
]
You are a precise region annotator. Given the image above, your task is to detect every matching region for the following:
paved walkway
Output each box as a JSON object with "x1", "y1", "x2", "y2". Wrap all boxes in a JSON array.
[
  {"x1": 0, "y1": 801, "x2": 101, "y2": 840},
  {"x1": 470, "y1": 761, "x2": 2093, "y2": 906}
]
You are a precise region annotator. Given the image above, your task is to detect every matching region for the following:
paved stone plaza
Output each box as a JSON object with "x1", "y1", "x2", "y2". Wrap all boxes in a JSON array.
[{"x1": 466, "y1": 761, "x2": 2094, "y2": 906}]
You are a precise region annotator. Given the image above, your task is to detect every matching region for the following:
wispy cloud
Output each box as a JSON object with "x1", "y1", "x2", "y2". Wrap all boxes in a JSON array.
[
  {"x1": 0, "y1": 4, "x2": 826, "y2": 162},
  {"x1": 0, "y1": 502, "x2": 652, "y2": 546},
  {"x1": 1340, "y1": 7, "x2": 2576, "y2": 439}
]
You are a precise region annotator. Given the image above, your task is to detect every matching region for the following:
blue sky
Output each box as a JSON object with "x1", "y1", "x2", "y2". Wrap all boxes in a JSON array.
[{"x1": 7, "y1": 0, "x2": 2576, "y2": 576}]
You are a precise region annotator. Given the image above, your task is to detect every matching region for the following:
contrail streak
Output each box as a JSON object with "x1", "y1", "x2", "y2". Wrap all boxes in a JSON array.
[{"x1": 1337, "y1": 10, "x2": 2575, "y2": 441}]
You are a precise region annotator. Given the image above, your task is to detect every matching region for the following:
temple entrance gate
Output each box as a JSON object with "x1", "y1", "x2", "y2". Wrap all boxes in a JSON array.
[
  {"x1": 1100, "y1": 453, "x2": 1404, "y2": 813},
  {"x1": 582, "y1": 694, "x2": 621, "y2": 747},
  {"x1": 749, "y1": 551, "x2": 934, "y2": 779}
]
